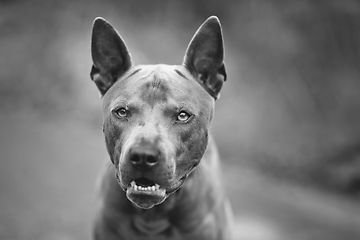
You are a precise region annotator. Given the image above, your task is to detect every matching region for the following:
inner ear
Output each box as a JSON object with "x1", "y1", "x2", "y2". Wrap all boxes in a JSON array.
[
  {"x1": 183, "y1": 16, "x2": 226, "y2": 100},
  {"x1": 90, "y1": 17, "x2": 132, "y2": 96}
]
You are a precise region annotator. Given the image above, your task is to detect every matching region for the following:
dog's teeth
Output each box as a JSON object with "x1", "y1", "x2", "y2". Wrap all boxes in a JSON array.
[{"x1": 132, "y1": 182, "x2": 160, "y2": 191}]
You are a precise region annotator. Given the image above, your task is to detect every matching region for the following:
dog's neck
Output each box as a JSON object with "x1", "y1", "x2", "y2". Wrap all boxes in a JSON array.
[
  {"x1": 130, "y1": 174, "x2": 191, "y2": 234},
  {"x1": 131, "y1": 191, "x2": 178, "y2": 235}
]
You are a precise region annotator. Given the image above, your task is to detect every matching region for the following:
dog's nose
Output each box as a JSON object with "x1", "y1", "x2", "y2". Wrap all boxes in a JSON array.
[{"x1": 128, "y1": 143, "x2": 160, "y2": 171}]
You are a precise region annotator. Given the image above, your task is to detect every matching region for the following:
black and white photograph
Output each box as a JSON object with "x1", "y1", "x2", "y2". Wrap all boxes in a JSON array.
[{"x1": 0, "y1": 1, "x2": 359, "y2": 239}]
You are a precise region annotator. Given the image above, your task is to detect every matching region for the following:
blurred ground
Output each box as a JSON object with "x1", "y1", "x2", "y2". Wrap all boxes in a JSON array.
[{"x1": 1, "y1": 0, "x2": 360, "y2": 239}]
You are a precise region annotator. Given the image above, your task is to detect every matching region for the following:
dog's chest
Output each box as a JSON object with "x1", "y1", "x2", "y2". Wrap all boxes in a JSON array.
[{"x1": 133, "y1": 215, "x2": 171, "y2": 236}]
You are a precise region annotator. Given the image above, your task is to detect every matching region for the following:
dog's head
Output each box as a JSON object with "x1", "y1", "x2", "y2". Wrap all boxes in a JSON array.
[{"x1": 90, "y1": 16, "x2": 226, "y2": 209}]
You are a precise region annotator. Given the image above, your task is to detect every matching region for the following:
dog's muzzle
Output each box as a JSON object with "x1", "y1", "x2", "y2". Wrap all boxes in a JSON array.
[{"x1": 121, "y1": 140, "x2": 167, "y2": 209}]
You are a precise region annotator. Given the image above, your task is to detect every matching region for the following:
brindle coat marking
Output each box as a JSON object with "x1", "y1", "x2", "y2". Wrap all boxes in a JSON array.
[{"x1": 90, "y1": 16, "x2": 233, "y2": 240}]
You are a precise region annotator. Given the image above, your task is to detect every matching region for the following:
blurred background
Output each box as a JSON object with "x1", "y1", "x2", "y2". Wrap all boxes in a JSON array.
[{"x1": 1, "y1": 0, "x2": 360, "y2": 239}]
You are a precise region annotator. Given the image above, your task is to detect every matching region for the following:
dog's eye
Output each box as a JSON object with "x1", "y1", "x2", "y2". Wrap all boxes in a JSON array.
[
  {"x1": 115, "y1": 108, "x2": 128, "y2": 118},
  {"x1": 177, "y1": 111, "x2": 191, "y2": 122}
]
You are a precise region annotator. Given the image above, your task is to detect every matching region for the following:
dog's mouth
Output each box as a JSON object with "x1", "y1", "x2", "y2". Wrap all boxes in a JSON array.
[
  {"x1": 126, "y1": 177, "x2": 166, "y2": 209},
  {"x1": 125, "y1": 176, "x2": 186, "y2": 209},
  {"x1": 128, "y1": 177, "x2": 165, "y2": 195}
]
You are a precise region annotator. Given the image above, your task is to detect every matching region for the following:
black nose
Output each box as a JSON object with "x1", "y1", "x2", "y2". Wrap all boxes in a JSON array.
[{"x1": 128, "y1": 143, "x2": 160, "y2": 171}]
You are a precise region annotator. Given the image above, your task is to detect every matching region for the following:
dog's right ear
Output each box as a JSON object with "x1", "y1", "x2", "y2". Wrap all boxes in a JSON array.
[{"x1": 91, "y1": 17, "x2": 132, "y2": 96}]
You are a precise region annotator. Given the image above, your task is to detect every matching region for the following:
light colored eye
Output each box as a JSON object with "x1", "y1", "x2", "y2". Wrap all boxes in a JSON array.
[
  {"x1": 177, "y1": 111, "x2": 191, "y2": 122},
  {"x1": 115, "y1": 108, "x2": 127, "y2": 118}
]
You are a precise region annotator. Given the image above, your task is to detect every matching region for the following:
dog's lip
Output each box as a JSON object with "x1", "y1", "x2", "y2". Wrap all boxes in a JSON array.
[
  {"x1": 124, "y1": 176, "x2": 187, "y2": 209},
  {"x1": 125, "y1": 176, "x2": 186, "y2": 194},
  {"x1": 126, "y1": 178, "x2": 167, "y2": 209},
  {"x1": 132, "y1": 177, "x2": 158, "y2": 188},
  {"x1": 165, "y1": 175, "x2": 187, "y2": 194}
]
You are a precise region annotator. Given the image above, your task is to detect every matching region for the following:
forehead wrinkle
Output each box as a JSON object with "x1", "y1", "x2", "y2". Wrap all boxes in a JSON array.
[{"x1": 139, "y1": 72, "x2": 172, "y2": 107}]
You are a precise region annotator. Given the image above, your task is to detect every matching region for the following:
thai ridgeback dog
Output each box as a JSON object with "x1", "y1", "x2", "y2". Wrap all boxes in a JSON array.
[{"x1": 90, "y1": 16, "x2": 233, "y2": 240}]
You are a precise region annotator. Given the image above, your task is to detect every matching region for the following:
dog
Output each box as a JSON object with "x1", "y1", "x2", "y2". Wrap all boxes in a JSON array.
[{"x1": 90, "y1": 16, "x2": 233, "y2": 240}]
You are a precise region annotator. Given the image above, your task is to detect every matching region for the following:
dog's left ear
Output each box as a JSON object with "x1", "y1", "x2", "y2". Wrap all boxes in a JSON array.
[
  {"x1": 91, "y1": 17, "x2": 132, "y2": 96},
  {"x1": 183, "y1": 16, "x2": 226, "y2": 100}
]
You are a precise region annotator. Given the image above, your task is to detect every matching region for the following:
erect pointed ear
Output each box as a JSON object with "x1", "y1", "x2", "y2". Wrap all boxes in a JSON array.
[
  {"x1": 90, "y1": 17, "x2": 132, "y2": 96},
  {"x1": 183, "y1": 16, "x2": 226, "y2": 100}
]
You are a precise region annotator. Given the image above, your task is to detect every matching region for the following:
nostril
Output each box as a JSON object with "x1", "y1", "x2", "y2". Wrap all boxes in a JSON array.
[
  {"x1": 130, "y1": 154, "x2": 141, "y2": 164},
  {"x1": 146, "y1": 155, "x2": 158, "y2": 165}
]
